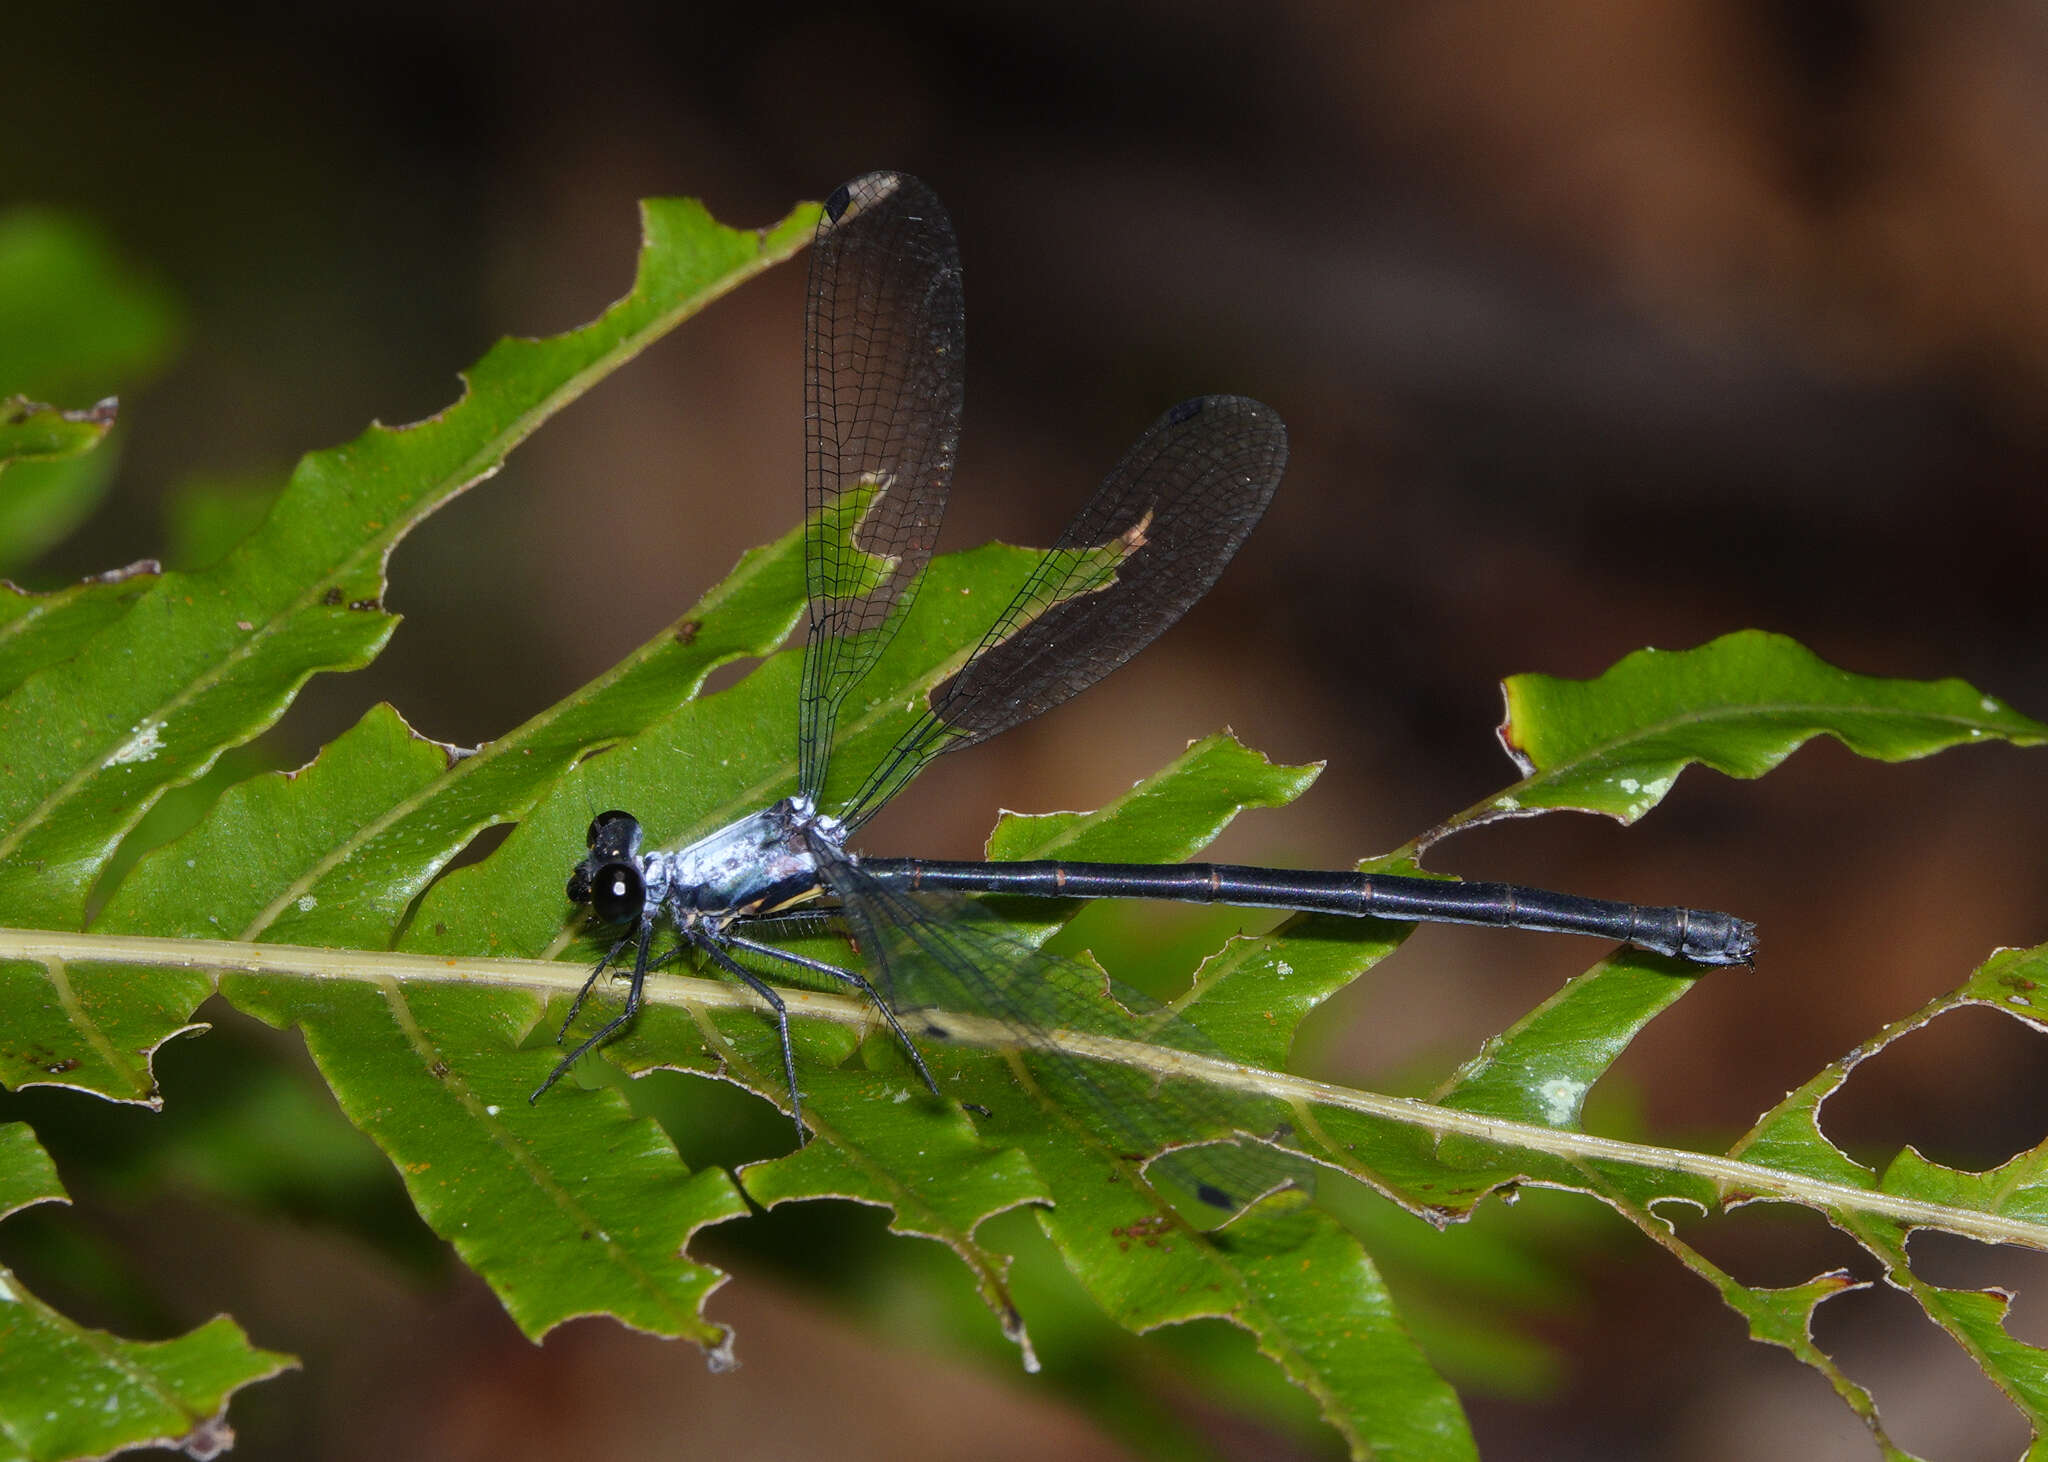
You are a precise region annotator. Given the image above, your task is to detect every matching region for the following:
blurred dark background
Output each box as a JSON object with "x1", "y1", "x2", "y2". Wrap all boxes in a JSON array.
[{"x1": 7, "y1": 1, "x2": 2048, "y2": 1457}]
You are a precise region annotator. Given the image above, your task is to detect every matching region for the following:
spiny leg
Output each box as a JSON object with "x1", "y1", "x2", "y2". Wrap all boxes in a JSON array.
[
  {"x1": 555, "y1": 929, "x2": 635, "y2": 1042},
  {"x1": 530, "y1": 919, "x2": 654, "y2": 1103},
  {"x1": 696, "y1": 934, "x2": 809, "y2": 1142},
  {"x1": 731, "y1": 908, "x2": 843, "y2": 941},
  {"x1": 724, "y1": 931, "x2": 939, "y2": 1098}
]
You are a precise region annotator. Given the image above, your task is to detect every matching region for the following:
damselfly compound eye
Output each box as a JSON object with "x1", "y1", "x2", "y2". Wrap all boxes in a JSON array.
[{"x1": 587, "y1": 861, "x2": 644, "y2": 925}]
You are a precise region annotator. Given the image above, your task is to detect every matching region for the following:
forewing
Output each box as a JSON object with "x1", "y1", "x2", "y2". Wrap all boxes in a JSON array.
[{"x1": 798, "y1": 172, "x2": 966, "y2": 800}]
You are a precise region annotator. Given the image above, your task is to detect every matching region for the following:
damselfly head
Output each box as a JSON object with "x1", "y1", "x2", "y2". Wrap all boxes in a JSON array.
[{"x1": 569, "y1": 812, "x2": 647, "y2": 921}]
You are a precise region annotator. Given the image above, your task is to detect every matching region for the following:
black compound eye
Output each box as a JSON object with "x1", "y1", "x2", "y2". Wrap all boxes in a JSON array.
[
  {"x1": 587, "y1": 809, "x2": 637, "y2": 849},
  {"x1": 587, "y1": 860, "x2": 645, "y2": 924}
]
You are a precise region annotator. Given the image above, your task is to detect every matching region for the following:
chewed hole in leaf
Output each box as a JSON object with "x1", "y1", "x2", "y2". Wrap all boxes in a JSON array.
[
  {"x1": 1808, "y1": 1269, "x2": 2035, "y2": 1459},
  {"x1": 437, "y1": 819, "x2": 515, "y2": 877},
  {"x1": 1906, "y1": 1228, "x2": 2048, "y2": 1343},
  {"x1": 1675, "y1": 1202, "x2": 1865, "y2": 1289},
  {"x1": 698, "y1": 655, "x2": 762, "y2": 698},
  {"x1": 1822, "y1": 1005, "x2": 2048, "y2": 1172}
]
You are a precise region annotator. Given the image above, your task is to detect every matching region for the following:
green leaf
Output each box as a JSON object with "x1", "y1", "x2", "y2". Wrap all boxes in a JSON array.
[
  {"x1": 0, "y1": 398, "x2": 116, "y2": 471},
  {"x1": 1447, "y1": 629, "x2": 2048, "y2": 834},
  {"x1": 606, "y1": 709, "x2": 1471, "y2": 1450},
  {"x1": 0, "y1": 949, "x2": 210, "y2": 1106},
  {"x1": 0, "y1": 563, "x2": 160, "y2": 704},
  {"x1": 1435, "y1": 952, "x2": 1700, "y2": 1129},
  {"x1": 0, "y1": 194, "x2": 817, "y2": 938},
  {"x1": 986, "y1": 734, "x2": 1317, "y2": 875},
  {"x1": 0, "y1": 1123, "x2": 295, "y2": 1460},
  {"x1": 224, "y1": 973, "x2": 747, "y2": 1348},
  {"x1": 0, "y1": 1122, "x2": 64, "y2": 1219},
  {"x1": 160, "y1": 472, "x2": 282, "y2": 573}
]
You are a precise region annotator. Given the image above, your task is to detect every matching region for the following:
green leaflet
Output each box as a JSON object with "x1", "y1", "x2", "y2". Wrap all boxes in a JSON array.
[
  {"x1": 0, "y1": 195, "x2": 817, "y2": 935},
  {"x1": 0, "y1": 1123, "x2": 294, "y2": 1461},
  {"x1": 0, "y1": 1123, "x2": 60, "y2": 1216},
  {"x1": 223, "y1": 975, "x2": 747, "y2": 1347},
  {"x1": 0, "y1": 563, "x2": 161, "y2": 702},
  {"x1": 1451, "y1": 629, "x2": 2048, "y2": 833},
  {"x1": 0, "y1": 398, "x2": 116, "y2": 474}
]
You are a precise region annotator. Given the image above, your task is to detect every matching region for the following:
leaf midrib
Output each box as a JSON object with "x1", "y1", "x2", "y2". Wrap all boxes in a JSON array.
[{"x1": 6, "y1": 925, "x2": 2039, "y2": 1252}]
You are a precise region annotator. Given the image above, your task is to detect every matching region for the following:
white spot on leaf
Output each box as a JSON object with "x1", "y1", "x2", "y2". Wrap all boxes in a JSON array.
[
  {"x1": 1535, "y1": 1076, "x2": 1586, "y2": 1125},
  {"x1": 104, "y1": 721, "x2": 164, "y2": 766}
]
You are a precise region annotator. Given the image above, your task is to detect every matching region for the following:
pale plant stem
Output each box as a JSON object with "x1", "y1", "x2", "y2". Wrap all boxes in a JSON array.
[{"x1": 6, "y1": 924, "x2": 2037, "y2": 1249}]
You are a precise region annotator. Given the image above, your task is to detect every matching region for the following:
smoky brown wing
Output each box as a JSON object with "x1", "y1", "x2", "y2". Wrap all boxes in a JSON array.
[{"x1": 841, "y1": 395, "x2": 1286, "y2": 825}]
